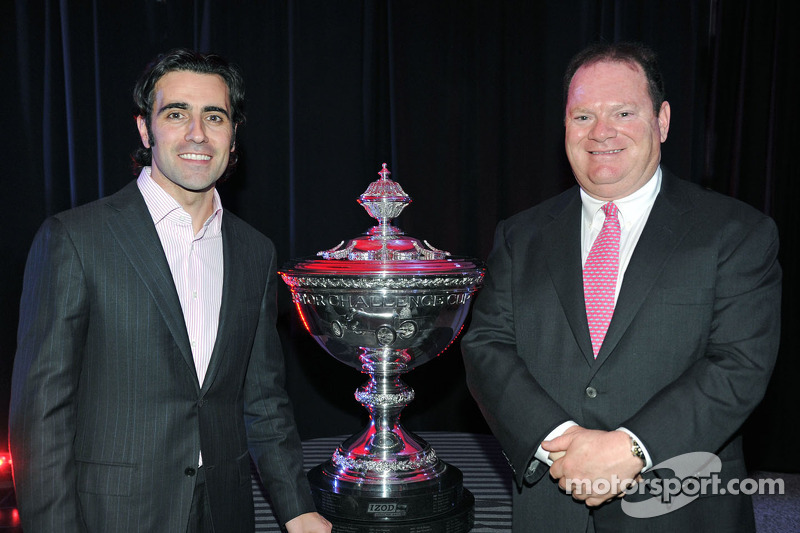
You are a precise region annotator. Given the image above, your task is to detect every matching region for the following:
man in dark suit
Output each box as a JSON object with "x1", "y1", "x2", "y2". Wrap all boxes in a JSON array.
[
  {"x1": 461, "y1": 42, "x2": 781, "y2": 532},
  {"x1": 9, "y1": 49, "x2": 331, "y2": 533}
]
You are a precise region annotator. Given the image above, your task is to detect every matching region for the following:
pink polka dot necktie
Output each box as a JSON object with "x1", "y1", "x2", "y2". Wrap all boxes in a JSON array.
[{"x1": 583, "y1": 202, "x2": 620, "y2": 358}]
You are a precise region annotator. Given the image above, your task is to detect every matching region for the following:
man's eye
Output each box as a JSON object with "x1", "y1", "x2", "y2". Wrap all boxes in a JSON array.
[
  {"x1": 207, "y1": 115, "x2": 223, "y2": 123},
  {"x1": 167, "y1": 112, "x2": 183, "y2": 119}
]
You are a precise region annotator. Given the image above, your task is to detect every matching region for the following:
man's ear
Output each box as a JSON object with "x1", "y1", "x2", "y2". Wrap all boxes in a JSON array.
[
  {"x1": 658, "y1": 101, "x2": 671, "y2": 143},
  {"x1": 136, "y1": 115, "x2": 151, "y2": 148}
]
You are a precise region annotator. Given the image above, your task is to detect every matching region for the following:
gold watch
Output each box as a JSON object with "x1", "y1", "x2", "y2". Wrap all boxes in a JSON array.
[{"x1": 631, "y1": 438, "x2": 645, "y2": 464}]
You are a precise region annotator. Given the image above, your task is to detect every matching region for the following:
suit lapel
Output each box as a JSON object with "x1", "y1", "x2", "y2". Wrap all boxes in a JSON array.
[
  {"x1": 200, "y1": 215, "x2": 245, "y2": 394},
  {"x1": 104, "y1": 182, "x2": 197, "y2": 388},
  {"x1": 592, "y1": 171, "x2": 695, "y2": 370},
  {"x1": 541, "y1": 188, "x2": 596, "y2": 365}
]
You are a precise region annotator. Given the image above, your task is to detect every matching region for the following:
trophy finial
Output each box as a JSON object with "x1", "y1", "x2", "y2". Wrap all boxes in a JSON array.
[
  {"x1": 317, "y1": 163, "x2": 449, "y2": 260},
  {"x1": 357, "y1": 163, "x2": 411, "y2": 226},
  {"x1": 379, "y1": 162, "x2": 391, "y2": 180}
]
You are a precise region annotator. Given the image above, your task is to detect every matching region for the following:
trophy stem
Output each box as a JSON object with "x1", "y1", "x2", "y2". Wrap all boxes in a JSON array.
[
  {"x1": 328, "y1": 354, "x2": 441, "y2": 481},
  {"x1": 307, "y1": 361, "x2": 475, "y2": 532},
  {"x1": 357, "y1": 374, "x2": 415, "y2": 455}
]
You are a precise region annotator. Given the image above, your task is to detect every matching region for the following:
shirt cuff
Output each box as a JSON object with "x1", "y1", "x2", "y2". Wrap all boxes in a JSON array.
[
  {"x1": 617, "y1": 427, "x2": 653, "y2": 472},
  {"x1": 534, "y1": 420, "x2": 578, "y2": 465}
]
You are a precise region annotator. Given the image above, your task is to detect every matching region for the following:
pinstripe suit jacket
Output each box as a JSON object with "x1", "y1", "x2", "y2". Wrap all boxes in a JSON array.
[
  {"x1": 461, "y1": 170, "x2": 782, "y2": 532},
  {"x1": 10, "y1": 180, "x2": 316, "y2": 532}
]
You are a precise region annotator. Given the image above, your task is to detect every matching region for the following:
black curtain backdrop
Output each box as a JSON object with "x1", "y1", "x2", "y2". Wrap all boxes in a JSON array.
[{"x1": 2, "y1": 0, "x2": 797, "y2": 473}]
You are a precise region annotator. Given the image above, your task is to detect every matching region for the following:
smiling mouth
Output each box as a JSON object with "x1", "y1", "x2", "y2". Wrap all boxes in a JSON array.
[
  {"x1": 589, "y1": 149, "x2": 622, "y2": 155},
  {"x1": 179, "y1": 153, "x2": 211, "y2": 161}
]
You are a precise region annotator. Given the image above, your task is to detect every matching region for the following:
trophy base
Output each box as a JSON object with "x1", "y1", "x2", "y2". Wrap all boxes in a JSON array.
[{"x1": 308, "y1": 461, "x2": 474, "y2": 533}]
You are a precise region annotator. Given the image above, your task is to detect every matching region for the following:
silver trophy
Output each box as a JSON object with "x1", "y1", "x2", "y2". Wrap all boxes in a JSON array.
[{"x1": 280, "y1": 164, "x2": 484, "y2": 532}]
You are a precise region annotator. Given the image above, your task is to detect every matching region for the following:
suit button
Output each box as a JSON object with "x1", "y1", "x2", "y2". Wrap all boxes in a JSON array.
[
  {"x1": 585, "y1": 386, "x2": 598, "y2": 398},
  {"x1": 197, "y1": 399, "x2": 205, "y2": 407},
  {"x1": 185, "y1": 467, "x2": 197, "y2": 477}
]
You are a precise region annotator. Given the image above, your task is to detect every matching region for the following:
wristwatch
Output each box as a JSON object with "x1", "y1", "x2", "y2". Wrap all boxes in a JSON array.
[{"x1": 631, "y1": 437, "x2": 645, "y2": 464}]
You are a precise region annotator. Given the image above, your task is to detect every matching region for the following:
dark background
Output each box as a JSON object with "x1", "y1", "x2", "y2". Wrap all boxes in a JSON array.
[{"x1": 1, "y1": 0, "x2": 797, "y2": 473}]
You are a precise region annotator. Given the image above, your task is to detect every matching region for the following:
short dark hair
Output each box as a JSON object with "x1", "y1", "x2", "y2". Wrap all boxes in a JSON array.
[
  {"x1": 563, "y1": 41, "x2": 666, "y2": 115},
  {"x1": 131, "y1": 48, "x2": 246, "y2": 175}
]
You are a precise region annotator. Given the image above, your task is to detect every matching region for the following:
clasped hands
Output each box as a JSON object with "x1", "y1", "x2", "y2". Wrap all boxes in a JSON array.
[{"x1": 541, "y1": 426, "x2": 643, "y2": 507}]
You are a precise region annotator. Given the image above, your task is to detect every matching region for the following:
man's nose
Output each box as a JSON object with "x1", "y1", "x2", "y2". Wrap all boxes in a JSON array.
[
  {"x1": 185, "y1": 117, "x2": 207, "y2": 144},
  {"x1": 589, "y1": 117, "x2": 617, "y2": 142}
]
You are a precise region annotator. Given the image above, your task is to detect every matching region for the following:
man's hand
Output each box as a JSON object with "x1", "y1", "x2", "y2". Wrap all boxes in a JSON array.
[
  {"x1": 542, "y1": 426, "x2": 642, "y2": 506},
  {"x1": 285, "y1": 512, "x2": 332, "y2": 533}
]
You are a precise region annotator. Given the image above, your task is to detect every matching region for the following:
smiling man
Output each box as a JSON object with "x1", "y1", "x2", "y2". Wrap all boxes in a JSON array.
[
  {"x1": 461, "y1": 41, "x2": 781, "y2": 532},
  {"x1": 10, "y1": 49, "x2": 330, "y2": 533},
  {"x1": 563, "y1": 59, "x2": 669, "y2": 202}
]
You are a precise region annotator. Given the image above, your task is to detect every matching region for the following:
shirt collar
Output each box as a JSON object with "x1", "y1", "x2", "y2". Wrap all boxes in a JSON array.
[
  {"x1": 136, "y1": 166, "x2": 223, "y2": 231},
  {"x1": 580, "y1": 166, "x2": 662, "y2": 230}
]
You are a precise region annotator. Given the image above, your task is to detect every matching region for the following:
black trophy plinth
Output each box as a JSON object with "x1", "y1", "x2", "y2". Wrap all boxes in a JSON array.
[{"x1": 308, "y1": 461, "x2": 474, "y2": 533}]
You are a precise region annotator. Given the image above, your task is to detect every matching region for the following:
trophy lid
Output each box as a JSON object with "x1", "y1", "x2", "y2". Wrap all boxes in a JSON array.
[{"x1": 282, "y1": 163, "x2": 483, "y2": 277}]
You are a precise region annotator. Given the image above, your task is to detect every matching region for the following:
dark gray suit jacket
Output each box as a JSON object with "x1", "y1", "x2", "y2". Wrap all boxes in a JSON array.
[
  {"x1": 10, "y1": 180, "x2": 316, "y2": 532},
  {"x1": 461, "y1": 170, "x2": 781, "y2": 532}
]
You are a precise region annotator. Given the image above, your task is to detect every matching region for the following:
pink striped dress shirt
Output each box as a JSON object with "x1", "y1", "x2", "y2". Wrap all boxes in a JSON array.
[{"x1": 137, "y1": 167, "x2": 224, "y2": 389}]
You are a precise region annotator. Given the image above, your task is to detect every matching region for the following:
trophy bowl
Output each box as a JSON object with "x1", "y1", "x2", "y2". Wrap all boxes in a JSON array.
[{"x1": 280, "y1": 164, "x2": 484, "y2": 532}]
